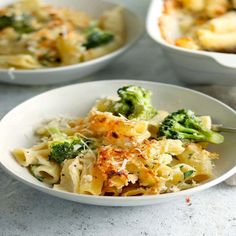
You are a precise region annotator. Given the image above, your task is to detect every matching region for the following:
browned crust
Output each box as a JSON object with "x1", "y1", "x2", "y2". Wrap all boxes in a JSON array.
[{"x1": 163, "y1": 0, "x2": 181, "y2": 14}]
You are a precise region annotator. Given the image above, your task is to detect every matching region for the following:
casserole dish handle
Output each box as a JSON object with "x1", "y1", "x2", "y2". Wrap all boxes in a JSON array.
[{"x1": 211, "y1": 54, "x2": 236, "y2": 69}]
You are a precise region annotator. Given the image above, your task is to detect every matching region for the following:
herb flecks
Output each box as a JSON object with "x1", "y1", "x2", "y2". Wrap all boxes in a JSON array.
[
  {"x1": 188, "y1": 153, "x2": 193, "y2": 159},
  {"x1": 184, "y1": 170, "x2": 195, "y2": 179}
]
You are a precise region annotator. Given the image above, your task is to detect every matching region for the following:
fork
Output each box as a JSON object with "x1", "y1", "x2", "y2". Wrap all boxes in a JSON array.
[
  {"x1": 211, "y1": 124, "x2": 236, "y2": 133},
  {"x1": 210, "y1": 124, "x2": 236, "y2": 186}
]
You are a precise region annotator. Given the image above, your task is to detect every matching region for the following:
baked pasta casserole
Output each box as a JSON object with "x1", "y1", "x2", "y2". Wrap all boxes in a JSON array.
[{"x1": 159, "y1": 0, "x2": 236, "y2": 52}]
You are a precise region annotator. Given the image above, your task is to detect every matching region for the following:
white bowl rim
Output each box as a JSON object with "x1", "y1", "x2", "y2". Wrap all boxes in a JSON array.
[
  {"x1": 0, "y1": 1, "x2": 144, "y2": 74},
  {"x1": 146, "y1": 0, "x2": 236, "y2": 67},
  {"x1": 0, "y1": 79, "x2": 236, "y2": 203}
]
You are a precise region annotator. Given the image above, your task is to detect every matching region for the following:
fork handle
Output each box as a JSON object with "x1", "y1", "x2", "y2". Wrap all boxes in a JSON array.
[{"x1": 212, "y1": 125, "x2": 236, "y2": 133}]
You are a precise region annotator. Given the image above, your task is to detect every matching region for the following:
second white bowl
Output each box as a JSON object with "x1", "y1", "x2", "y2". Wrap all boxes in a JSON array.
[{"x1": 0, "y1": 0, "x2": 143, "y2": 85}]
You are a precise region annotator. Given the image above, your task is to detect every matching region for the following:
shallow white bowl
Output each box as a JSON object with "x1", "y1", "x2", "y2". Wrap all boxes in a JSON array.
[
  {"x1": 146, "y1": 0, "x2": 236, "y2": 85},
  {"x1": 0, "y1": 0, "x2": 143, "y2": 85},
  {"x1": 0, "y1": 80, "x2": 236, "y2": 206}
]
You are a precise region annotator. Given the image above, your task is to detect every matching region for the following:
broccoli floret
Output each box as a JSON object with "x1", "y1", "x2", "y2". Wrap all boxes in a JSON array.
[
  {"x1": 0, "y1": 14, "x2": 34, "y2": 33},
  {"x1": 12, "y1": 18, "x2": 35, "y2": 34},
  {"x1": 109, "y1": 85, "x2": 157, "y2": 120},
  {"x1": 48, "y1": 128, "x2": 93, "y2": 163},
  {"x1": 159, "y1": 109, "x2": 224, "y2": 144},
  {"x1": 0, "y1": 15, "x2": 14, "y2": 30},
  {"x1": 83, "y1": 27, "x2": 114, "y2": 49}
]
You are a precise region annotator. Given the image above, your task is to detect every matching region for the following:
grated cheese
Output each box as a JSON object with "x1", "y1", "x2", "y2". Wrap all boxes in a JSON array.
[
  {"x1": 83, "y1": 175, "x2": 93, "y2": 182},
  {"x1": 128, "y1": 174, "x2": 138, "y2": 184},
  {"x1": 118, "y1": 159, "x2": 128, "y2": 172},
  {"x1": 73, "y1": 144, "x2": 82, "y2": 152}
]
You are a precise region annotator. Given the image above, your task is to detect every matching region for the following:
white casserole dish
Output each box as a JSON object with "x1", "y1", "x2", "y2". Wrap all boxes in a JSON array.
[
  {"x1": 0, "y1": 0, "x2": 143, "y2": 85},
  {"x1": 146, "y1": 0, "x2": 236, "y2": 85}
]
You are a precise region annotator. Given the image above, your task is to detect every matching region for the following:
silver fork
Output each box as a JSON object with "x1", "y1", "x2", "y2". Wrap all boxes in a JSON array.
[
  {"x1": 212, "y1": 124, "x2": 236, "y2": 186},
  {"x1": 211, "y1": 124, "x2": 236, "y2": 133}
]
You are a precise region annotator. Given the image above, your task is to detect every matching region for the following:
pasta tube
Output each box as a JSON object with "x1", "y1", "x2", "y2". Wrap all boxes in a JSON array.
[{"x1": 197, "y1": 29, "x2": 236, "y2": 51}]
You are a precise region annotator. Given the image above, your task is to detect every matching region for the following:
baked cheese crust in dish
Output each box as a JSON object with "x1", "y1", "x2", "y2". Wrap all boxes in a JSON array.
[
  {"x1": 159, "y1": 0, "x2": 236, "y2": 53},
  {"x1": 0, "y1": 0, "x2": 125, "y2": 69},
  {"x1": 12, "y1": 85, "x2": 224, "y2": 196}
]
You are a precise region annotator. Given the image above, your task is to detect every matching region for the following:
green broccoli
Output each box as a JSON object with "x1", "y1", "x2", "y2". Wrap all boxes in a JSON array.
[
  {"x1": 0, "y1": 15, "x2": 13, "y2": 30},
  {"x1": 83, "y1": 27, "x2": 114, "y2": 49},
  {"x1": 0, "y1": 14, "x2": 34, "y2": 33},
  {"x1": 159, "y1": 109, "x2": 224, "y2": 144},
  {"x1": 12, "y1": 18, "x2": 35, "y2": 34},
  {"x1": 48, "y1": 127, "x2": 93, "y2": 163},
  {"x1": 109, "y1": 85, "x2": 158, "y2": 120}
]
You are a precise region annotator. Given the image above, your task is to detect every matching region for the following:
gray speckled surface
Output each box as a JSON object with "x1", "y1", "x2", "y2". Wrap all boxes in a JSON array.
[
  {"x1": 0, "y1": 1, "x2": 236, "y2": 236},
  {"x1": 0, "y1": 180, "x2": 236, "y2": 236}
]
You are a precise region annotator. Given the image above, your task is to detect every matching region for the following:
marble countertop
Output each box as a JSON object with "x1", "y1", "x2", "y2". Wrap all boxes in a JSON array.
[{"x1": 0, "y1": 1, "x2": 235, "y2": 235}]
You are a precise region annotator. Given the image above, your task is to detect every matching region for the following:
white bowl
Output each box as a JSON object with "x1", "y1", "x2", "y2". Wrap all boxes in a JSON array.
[
  {"x1": 146, "y1": 0, "x2": 236, "y2": 85},
  {"x1": 0, "y1": 80, "x2": 236, "y2": 206},
  {"x1": 0, "y1": 0, "x2": 143, "y2": 85}
]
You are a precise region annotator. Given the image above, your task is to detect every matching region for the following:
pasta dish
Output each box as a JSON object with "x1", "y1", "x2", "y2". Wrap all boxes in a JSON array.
[
  {"x1": 0, "y1": 0, "x2": 125, "y2": 69},
  {"x1": 159, "y1": 0, "x2": 236, "y2": 53},
  {"x1": 13, "y1": 85, "x2": 224, "y2": 196}
]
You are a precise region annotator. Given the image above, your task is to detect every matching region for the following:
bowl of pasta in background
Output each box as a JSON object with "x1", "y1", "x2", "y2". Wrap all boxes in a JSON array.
[
  {"x1": 0, "y1": 0, "x2": 143, "y2": 85},
  {"x1": 146, "y1": 0, "x2": 236, "y2": 85},
  {"x1": 0, "y1": 80, "x2": 236, "y2": 206}
]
